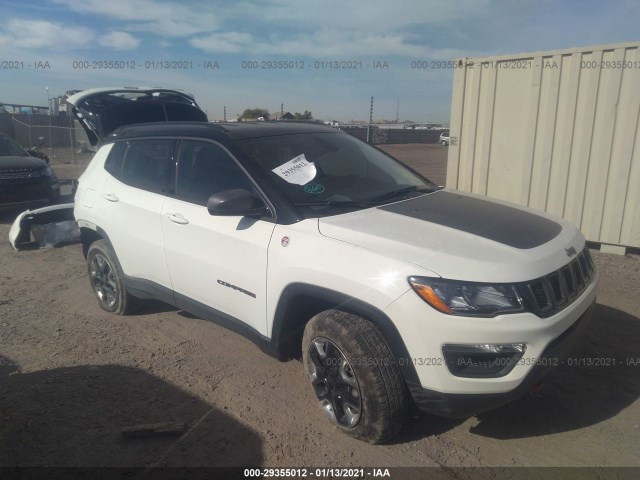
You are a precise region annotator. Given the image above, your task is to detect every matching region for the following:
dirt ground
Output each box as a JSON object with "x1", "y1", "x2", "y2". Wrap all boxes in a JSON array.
[
  {"x1": 379, "y1": 144, "x2": 449, "y2": 186},
  {"x1": 0, "y1": 144, "x2": 639, "y2": 471}
]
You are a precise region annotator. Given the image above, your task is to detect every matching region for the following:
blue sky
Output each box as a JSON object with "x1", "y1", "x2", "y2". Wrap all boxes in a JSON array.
[{"x1": 0, "y1": 0, "x2": 638, "y2": 122}]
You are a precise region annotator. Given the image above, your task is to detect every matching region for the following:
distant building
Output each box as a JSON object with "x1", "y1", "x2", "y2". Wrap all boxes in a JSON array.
[
  {"x1": 272, "y1": 111, "x2": 294, "y2": 121},
  {"x1": 0, "y1": 103, "x2": 48, "y2": 115}
]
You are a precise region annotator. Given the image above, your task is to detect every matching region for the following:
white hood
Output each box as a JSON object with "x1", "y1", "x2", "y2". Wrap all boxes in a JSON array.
[{"x1": 318, "y1": 190, "x2": 585, "y2": 283}]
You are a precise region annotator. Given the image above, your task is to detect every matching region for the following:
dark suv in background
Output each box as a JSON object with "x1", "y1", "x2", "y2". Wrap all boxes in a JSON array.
[{"x1": 0, "y1": 133, "x2": 60, "y2": 209}]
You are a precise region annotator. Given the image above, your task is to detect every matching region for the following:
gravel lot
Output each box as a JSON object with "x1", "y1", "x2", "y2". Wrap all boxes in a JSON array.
[{"x1": 0, "y1": 144, "x2": 638, "y2": 471}]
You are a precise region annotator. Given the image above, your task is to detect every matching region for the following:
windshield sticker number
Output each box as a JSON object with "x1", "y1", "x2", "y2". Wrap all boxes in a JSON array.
[
  {"x1": 304, "y1": 183, "x2": 325, "y2": 195},
  {"x1": 272, "y1": 154, "x2": 317, "y2": 185}
]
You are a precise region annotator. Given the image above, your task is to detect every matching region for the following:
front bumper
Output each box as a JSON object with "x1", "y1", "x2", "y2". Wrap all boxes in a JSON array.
[
  {"x1": 407, "y1": 301, "x2": 595, "y2": 418},
  {"x1": 8, "y1": 203, "x2": 76, "y2": 250},
  {"x1": 0, "y1": 178, "x2": 59, "y2": 209}
]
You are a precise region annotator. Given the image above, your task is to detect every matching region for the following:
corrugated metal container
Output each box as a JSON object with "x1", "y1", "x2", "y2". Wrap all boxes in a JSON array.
[{"x1": 447, "y1": 41, "x2": 640, "y2": 250}]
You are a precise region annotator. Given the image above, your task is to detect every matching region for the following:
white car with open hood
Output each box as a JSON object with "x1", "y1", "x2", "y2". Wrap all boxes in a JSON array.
[{"x1": 71, "y1": 87, "x2": 597, "y2": 443}]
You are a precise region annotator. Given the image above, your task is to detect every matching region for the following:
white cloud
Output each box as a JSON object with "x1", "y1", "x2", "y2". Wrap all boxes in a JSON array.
[
  {"x1": 99, "y1": 31, "x2": 140, "y2": 50},
  {"x1": 189, "y1": 0, "x2": 487, "y2": 57},
  {"x1": 0, "y1": 19, "x2": 94, "y2": 49},
  {"x1": 249, "y1": 0, "x2": 490, "y2": 31},
  {"x1": 261, "y1": 32, "x2": 426, "y2": 57},
  {"x1": 190, "y1": 32, "x2": 254, "y2": 53},
  {"x1": 51, "y1": 0, "x2": 486, "y2": 56},
  {"x1": 52, "y1": 0, "x2": 219, "y2": 37},
  {"x1": 190, "y1": 29, "x2": 469, "y2": 59}
]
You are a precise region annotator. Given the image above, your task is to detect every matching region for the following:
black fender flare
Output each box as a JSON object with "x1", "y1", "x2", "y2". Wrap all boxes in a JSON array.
[
  {"x1": 270, "y1": 282, "x2": 420, "y2": 386},
  {"x1": 79, "y1": 225, "x2": 114, "y2": 257}
]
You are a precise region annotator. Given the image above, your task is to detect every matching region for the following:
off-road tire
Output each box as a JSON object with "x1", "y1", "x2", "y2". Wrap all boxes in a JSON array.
[{"x1": 302, "y1": 310, "x2": 407, "y2": 443}]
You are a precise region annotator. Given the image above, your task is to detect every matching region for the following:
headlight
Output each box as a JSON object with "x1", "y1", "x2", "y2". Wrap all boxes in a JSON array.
[
  {"x1": 408, "y1": 277, "x2": 524, "y2": 317},
  {"x1": 42, "y1": 166, "x2": 54, "y2": 177}
]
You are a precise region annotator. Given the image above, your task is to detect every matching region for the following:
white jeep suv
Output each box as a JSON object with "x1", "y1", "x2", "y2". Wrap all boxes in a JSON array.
[{"x1": 71, "y1": 88, "x2": 597, "y2": 443}]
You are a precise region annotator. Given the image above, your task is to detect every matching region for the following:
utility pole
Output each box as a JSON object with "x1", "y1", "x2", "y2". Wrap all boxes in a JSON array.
[
  {"x1": 366, "y1": 96, "x2": 374, "y2": 143},
  {"x1": 396, "y1": 99, "x2": 400, "y2": 124},
  {"x1": 45, "y1": 86, "x2": 52, "y2": 159}
]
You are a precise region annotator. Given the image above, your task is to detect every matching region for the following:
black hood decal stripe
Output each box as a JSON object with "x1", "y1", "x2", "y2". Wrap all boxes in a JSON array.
[{"x1": 378, "y1": 191, "x2": 562, "y2": 249}]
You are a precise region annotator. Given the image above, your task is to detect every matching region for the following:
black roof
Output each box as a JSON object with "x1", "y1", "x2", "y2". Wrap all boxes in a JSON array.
[{"x1": 109, "y1": 121, "x2": 337, "y2": 142}]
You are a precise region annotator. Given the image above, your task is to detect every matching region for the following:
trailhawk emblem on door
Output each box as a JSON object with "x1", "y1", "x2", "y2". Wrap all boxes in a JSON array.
[
  {"x1": 217, "y1": 279, "x2": 256, "y2": 298},
  {"x1": 565, "y1": 246, "x2": 577, "y2": 257}
]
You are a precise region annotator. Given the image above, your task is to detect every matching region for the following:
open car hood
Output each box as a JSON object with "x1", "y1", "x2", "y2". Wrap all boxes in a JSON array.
[{"x1": 66, "y1": 87, "x2": 208, "y2": 146}]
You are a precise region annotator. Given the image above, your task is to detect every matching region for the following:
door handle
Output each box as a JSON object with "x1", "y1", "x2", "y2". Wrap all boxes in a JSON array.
[
  {"x1": 166, "y1": 213, "x2": 189, "y2": 225},
  {"x1": 101, "y1": 193, "x2": 119, "y2": 202}
]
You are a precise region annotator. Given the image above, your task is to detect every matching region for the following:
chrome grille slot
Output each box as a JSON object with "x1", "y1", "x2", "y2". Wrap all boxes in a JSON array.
[
  {"x1": 529, "y1": 281, "x2": 551, "y2": 312},
  {"x1": 547, "y1": 273, "x2": 566, "y2": 305},
  {"x1": 578, "y1": 252, "x2": 591, "y2": 282},
  {"x1": 584, "y1": 248, "x2": 595, "y2": 274},
  {"x1": 561, "y1": 266, "x2": 576, "y2": 297},
  {"x1": 571, "y1": 260, "x2": 584, "y2": 288}
]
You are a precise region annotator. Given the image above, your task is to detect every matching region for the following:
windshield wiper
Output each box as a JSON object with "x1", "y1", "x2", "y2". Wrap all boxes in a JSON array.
[
  {"x1": 369, "y1": 185, "x2": 434, "y2": 203},
  {"x1": 293, "y1": 200, "x2": 373, "y2": 208}
]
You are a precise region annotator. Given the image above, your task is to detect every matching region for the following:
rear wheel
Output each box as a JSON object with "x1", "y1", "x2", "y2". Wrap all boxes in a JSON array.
[
  {"x1": 86, "y1": 240, "x2": 140, "y2": 315},
  {"x1": 302, "y1": 310, "x2": 406, "y2": 443}
]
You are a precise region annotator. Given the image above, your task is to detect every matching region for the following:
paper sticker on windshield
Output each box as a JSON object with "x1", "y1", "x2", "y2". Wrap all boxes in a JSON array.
[{"x1": 272, "y1": 154, "x2": 316, "y2": 185}]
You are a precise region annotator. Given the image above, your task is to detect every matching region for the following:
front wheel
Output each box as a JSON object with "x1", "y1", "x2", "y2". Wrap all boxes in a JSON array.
[{"x1": 302, "y1": 310, "x2": 406, "y2": 443}]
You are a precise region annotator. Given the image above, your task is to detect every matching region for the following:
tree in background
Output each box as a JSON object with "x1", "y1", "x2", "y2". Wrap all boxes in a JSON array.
[
  {"x1": 293, "y1": 110, "x2": 313, "y2": 120},
  {"x1": 240, "y1": 108, "x2": 270, "y2": 120}
]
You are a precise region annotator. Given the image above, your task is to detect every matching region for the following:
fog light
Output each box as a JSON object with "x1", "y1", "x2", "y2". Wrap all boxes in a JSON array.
[{"x1": 442, "y1": 343, "x2": 526, "y2": 378}]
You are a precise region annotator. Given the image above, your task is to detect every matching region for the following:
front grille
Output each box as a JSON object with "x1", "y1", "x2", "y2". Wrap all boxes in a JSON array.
[
  {"x1": 522, "y1": 247, "x2": 595, "y2": 317},
  {"x1": 0, "y1": 167, "x2": 42, "y2": 180}
]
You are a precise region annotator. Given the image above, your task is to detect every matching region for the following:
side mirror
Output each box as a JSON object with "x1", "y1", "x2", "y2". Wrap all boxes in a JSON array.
[
  {"x1": 207, "y1": 189, "x2": 268, "y2": 217},
  {"x1": 27, "y1": 148, "x2": 49, "y2": 163}
]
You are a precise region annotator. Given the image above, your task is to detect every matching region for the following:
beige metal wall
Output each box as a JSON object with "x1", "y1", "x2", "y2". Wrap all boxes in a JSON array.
[{"x1": 447, "y1": 41, "x2": 640, "y2": 249}]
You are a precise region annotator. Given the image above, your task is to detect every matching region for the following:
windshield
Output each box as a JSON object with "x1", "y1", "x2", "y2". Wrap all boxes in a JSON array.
[
  {"x1": 239, "y1": 132, "x2": 438, "y2": 215},
  {"x1": 0, "y1": 135, "x2": 29, "y2": 157}
]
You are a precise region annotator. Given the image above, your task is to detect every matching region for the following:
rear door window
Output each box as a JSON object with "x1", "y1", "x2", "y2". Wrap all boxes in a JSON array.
[{"x1": 119, "y1": 139, "x2": 176, "y2": 194}]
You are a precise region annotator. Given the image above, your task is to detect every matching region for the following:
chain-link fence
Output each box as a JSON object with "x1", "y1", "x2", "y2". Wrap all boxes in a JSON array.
[
  {"x1": 337, "y1": 124, "x2": 448, "y2": 145},
  {"x1": 0, "y1": 112, "x2": 92, "y2": 165}
]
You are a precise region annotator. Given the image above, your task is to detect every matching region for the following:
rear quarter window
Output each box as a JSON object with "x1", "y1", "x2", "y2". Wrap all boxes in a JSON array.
[{"x1": 104, "y1": 141, "x2": 127, "y2": 177}]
